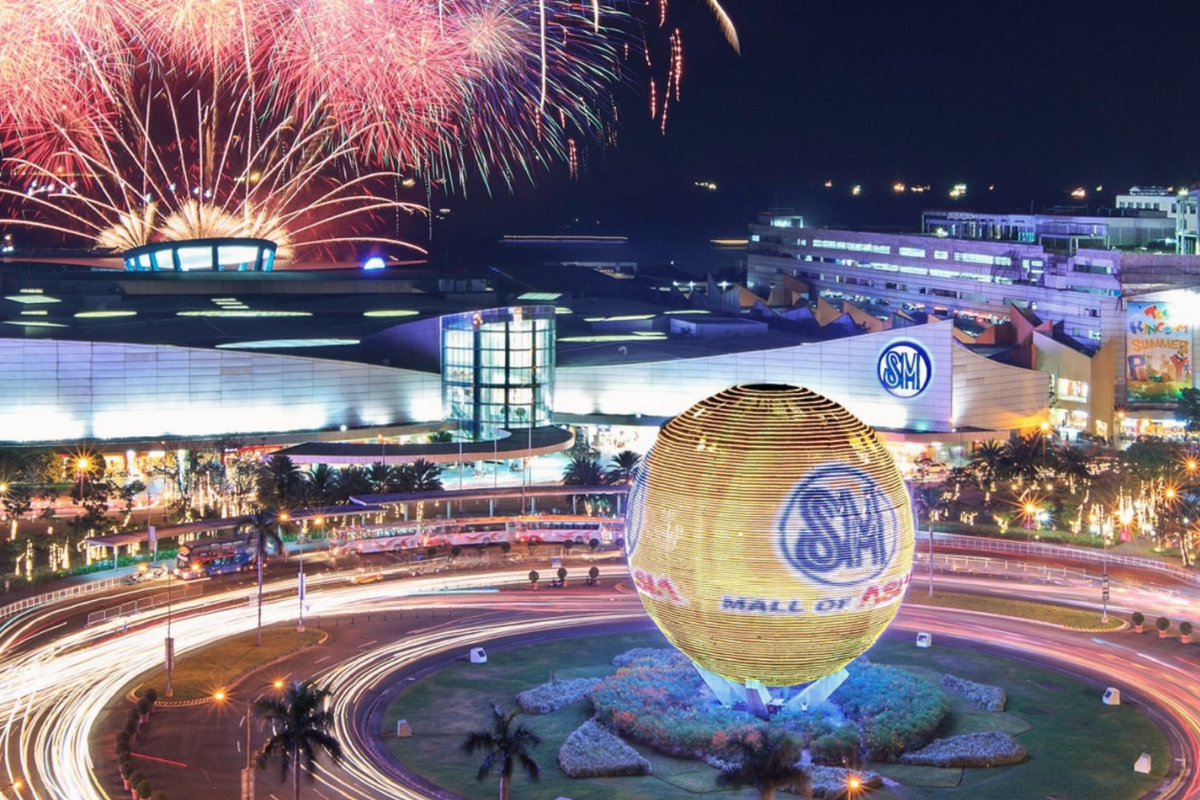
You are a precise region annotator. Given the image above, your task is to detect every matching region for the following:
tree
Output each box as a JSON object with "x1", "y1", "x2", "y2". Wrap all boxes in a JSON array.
[
  {"x1": 1002, "y1": 434, "x2": 1047, "y2": 484},
  {"x1": 246, "y1": 508, "x2": 285, "y2": 647},
  {"x1": 257, "y1": 454, "x2": 305, "y2": 509},
  {"x1": 461, "y1": 704, "x2": 541, "y2": 800},
  {"x1": 336, "y1": 466, "x2": 372, "y2": 501},
  {"x1": 562, "y1": 456, "x2": 604, "y2": 486},
  {"x1": 404, "y1": 459, "x2": 444, "y2": 492},
  {"x1": 254, "y1": 680, "x2": 344, "y2": 800},
  {"x1": 428, "y1": 430, "x2": 454, "y2": 444},
  {"x1": 1120, "y1": 438, "x2": 1182, "y2": 480},
  {"x1": 118, "y1": 480, "x2": 147, "y2": 514},
  {"x1": 556, "y1": 567, "x2": 568, "y2": 585},
  {"x1": 605, "y1": 450, "x2": 641, "y2": 484},
  {"x1": 1177, "y1": 387, "x2": 1200, "y2": 432},
  {"x1": 305, "y1": 464, "x2": 340, "y2": 507},
  {"x1": 969, "y1": 440, "x2": 1007, "y2": 487},
  {"x1": 528, "y1": 570, "x2": 539, "y2": 589},
  {"x1": 1053, "y1": 445, "x2": 1094, "y2": 490},
  {"x1": 715, "y1": 728, "x2": 810, "y2": 800},
  {"x1": 367, "y1": 462, "x2": 396, "y2": 494}
]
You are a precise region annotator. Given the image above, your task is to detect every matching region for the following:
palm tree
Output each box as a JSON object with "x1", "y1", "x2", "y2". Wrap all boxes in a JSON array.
[
  {"x1": 254, "y1": 680, "x2": 343, "y2": 800},
  {"x1": 715, "y1": 729, "x2": 809, "y2": 800},
  {"x1": 969, "y1": 440, "x2": 1006, "y2": 488},
  {"x1": 562, "y1": 456, "x2": 604, "y2": 486},
  {"x1": 305, "y1": 464, "x2": 339, "y2": 506},
  {"x1": 257, "y1": 454, "x2": 305, "y2": 509},
  {"x1": 1002, "y1": 434, "x2": 1045, "y2": 484},
  {"x1": 461, "y1": 704, "x2": 541, "y2": 800},
  {"x1": 246, "y1": 508, "x2": 285, "y2": 647},
  {"x1": 367, "y1": 462, "x2": 396, "y2": 494},
  {"x1": 405, "y1": 459, "x2": 444, "y2": 492},
  {"x1": 605, "y1": 450, "x2": 641, "y2": 484},
  {"x1": 335, "y1": 466, "x2": 372, "y2": 501},
  {"x1": 1053, "y1": 444, "x2": 1094, "y2": 492}
]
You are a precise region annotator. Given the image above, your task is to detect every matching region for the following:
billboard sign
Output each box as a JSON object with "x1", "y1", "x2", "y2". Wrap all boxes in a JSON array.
[{"x1": 1127, "y1": 302, "x2": 1192, "y2": 403}]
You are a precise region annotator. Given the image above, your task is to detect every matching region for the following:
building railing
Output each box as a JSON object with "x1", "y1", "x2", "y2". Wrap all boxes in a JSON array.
[{"x1": 0, "y1": 575, "x2": 132, "y2": 622}]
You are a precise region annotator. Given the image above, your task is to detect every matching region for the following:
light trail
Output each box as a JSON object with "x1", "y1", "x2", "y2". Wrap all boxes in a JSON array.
[{"x1": 1, "y1": 561, "x2": 1198, "y2": 799}]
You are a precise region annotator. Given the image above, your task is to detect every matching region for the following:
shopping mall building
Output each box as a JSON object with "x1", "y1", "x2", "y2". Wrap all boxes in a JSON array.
[
  {"x1": 2, "y1": 198, "x2": 1194, "y2": 462},
  {"x1": 746, "y1": 201, "x2": 1200, "y2": 441}
]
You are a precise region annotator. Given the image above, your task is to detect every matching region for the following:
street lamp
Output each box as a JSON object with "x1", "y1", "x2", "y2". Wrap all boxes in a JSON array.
[{"x1": 213, "y1": 679, "x2": 285, "y2": 800}]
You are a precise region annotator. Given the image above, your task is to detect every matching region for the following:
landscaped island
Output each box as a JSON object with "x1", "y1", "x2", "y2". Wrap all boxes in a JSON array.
[{"x1": 383, "y1": 631, "x2": 1169, "y2": 799}]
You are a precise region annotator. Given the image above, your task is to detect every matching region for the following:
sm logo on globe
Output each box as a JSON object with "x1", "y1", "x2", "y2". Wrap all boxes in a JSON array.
[
  {"x1": 775, "y1": 463, "x2": 901, "y2": 587},
  {"x1": 878, "y1": 341, "x2": 932, "y2": 398}
]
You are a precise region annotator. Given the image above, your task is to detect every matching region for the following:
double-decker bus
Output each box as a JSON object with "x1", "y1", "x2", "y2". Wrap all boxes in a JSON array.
[{"x1": 175, "y1": 536, "x2": 255, "y2": 579}]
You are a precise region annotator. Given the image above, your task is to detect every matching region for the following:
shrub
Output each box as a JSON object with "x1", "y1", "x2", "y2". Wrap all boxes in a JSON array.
[
  {"x1": 772, "y1": 708, "x2": 834, "y2": 748},
  {"x1": 500, "y1": 542, "x2": 512, "y2": 554},
  {"x1": 558, "y1": 719, "x2": 652, "y2": 778},
  {"x1": 143, "y1": 688, "x2": 158, "y2": 704},
  {"x1": 592, "y1": 650, "x2": 762, "y2": 757},
  {"x1": 151, "y1": 792, "x2": 168, "y2": 800},
  {"x1": 1181, "y1": 621, "x2": 1194, "y2": 637},
  {"x1": 831, "y1": 664, "x2": 948, "y2": 761},
  {"x1": 809, "y1": 766, "x2": 883, "y2": 798},
  {"x1": 528, "y1": 570, "x2": 539, "y2": 585},
  {"x1": 137, "y1": 697, "x2": 152, "y2": 717},
  {"x1": 557, "y1": 567, "x2": 568, "y2": 582},
  {"x1": 810, "y1": 723, "x2": 861, "y2": 765},
  {"x1": 517, "y1": 678, "x2": 600, "y2": 714},
  {"x1": 119, "y1": 757, "x2": 136, "y2": 778},
  {"x1": 117, "y1": 730, "x2": 132, "y2": 748},
  {"x1": 125, "y1": 718, "x2": 138, "y2": 737},
  {"x1": 941, "y1": 674, "x2": 1006, "y2": 712},
  {"x1": 1131, "y1": 611, "x2": 1145, "y2": 627},
  {"x1": 1156, "y1": 616, "x2": 1171, "y2": 634},
  {"x1": 897, "y1": 731, "x2": 1027, "y2": 768},
  {"x1": 128, "y1": 771, "x2": 146, "y2": 789},
  {"x1": 611, "y1": 648, "x2": 677, "y2": 667},
  {"x1": 136, "y1": 779, "x2": 153, "y2": 799}
]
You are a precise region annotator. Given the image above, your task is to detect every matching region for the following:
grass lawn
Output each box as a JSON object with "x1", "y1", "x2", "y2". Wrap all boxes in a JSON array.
[
  {"x1": 907, "y1": 590, "x2": 1123, "y2": 631},
  {"x1": 382, "y1": 631, "x2": 1168, "y2": 800},
  {"x1": 138, "y1": 627, "x2": 324, "y2": 701}
]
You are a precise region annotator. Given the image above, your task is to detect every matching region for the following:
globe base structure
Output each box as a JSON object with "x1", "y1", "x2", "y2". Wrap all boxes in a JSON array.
[{"x1": 694, "y1": 665, "x2": 849, "y2": 719}]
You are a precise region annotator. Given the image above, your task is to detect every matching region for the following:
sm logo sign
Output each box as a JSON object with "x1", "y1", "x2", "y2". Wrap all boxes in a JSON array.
[{"x1": 878, "y1": 341, "x2": 932, "y2": 398}]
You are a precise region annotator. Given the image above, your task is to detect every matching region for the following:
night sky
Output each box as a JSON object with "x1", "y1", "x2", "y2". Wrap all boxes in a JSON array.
[{"x1": 445, "y1": 0, "x2": 1200, "y2": 272}]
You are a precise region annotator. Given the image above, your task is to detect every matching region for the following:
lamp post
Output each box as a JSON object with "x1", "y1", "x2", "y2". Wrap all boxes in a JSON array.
[
  {"x1": 165, "y1": 565, "x2": 174, "y2": 698},
  {"x1": 214, "y1": 679, "x2": 284, "y2": 800}
]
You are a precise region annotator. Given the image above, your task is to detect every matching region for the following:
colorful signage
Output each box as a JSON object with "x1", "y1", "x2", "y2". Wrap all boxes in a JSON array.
[
  {"x1": 878, "y1": 341, "x2": 932, "y2": 398},
  {"x1": 1127, "y1": 302, "x2": 1192, "y2": 403},
  {"x1": 624, "y1": 384, "x2": 915, "y2": 687}
]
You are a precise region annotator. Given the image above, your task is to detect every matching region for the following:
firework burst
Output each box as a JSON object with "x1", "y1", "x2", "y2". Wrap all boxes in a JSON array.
[{"x1": 0, "y1": 0, "x2": 738, "y2": 256}]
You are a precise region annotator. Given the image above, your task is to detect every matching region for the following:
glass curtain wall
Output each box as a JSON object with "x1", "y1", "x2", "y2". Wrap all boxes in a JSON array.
[{"x1": 442, "y1": 306, "x2": 555, "y2": 440}]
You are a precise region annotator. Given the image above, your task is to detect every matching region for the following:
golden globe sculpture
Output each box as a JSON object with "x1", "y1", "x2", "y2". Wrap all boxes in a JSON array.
[{"x1": 625, "y1": 384, "x2": 915, "y2": 688}]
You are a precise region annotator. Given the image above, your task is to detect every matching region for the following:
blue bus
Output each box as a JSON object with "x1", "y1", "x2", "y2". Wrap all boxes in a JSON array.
[{"x1": 176, "y1": 536, "x2": 255, "y2": 579}]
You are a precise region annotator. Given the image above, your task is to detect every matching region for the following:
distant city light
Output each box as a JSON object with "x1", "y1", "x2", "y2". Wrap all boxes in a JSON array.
[
  {"x1": 851, "y1": 184, "x2": 862, "y2": 196},
  {"x1": 362, "y1": 256, "x2": 386, "y2": 271},
  {"x1": 949, "y1": 183, "x2": 967, "y2": 199},
  {"x1": 823, "y1": 179, "x2": 833, "y2": 188},
  {"x1": 693, "y1": 180, "x2": 718, "y2": 191},
  {"x1": 1070, "y1": 187, "x2": 1086, "y2": 199},
  {"x1": 892, "y1": 182, "x2": 906, "y2": 193}
]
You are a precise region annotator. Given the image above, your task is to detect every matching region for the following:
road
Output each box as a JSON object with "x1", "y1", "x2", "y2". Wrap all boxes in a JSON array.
[{"x1": 0, "y1": 556, "x2": 1198, "y2": 800}]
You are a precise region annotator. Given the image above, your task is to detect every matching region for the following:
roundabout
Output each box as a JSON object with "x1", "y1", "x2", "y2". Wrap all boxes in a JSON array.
[{"x1": 0, "y1": 562, "x2": 1198, "y2": 800}]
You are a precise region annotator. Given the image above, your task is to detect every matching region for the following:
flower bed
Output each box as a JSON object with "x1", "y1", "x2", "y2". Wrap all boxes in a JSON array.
[
  {"x1": 807, "y1": 766, "x2": 883, "y2": 798},
  {"x1": 897, "y1": 731, "x2": 1027, "y2": 768},
  {"x1": 516, "y1": 678, "x2": 599, "y2": 715},
  {"x1": 557, "y1": 719, "x2": 652, "y2": 777},
  {"x1": 941, "y1": 674, "x2": 1006, "y2": 712},
  {"x1": 830, "y1": 664, "x2": 948, "y2": 761}
]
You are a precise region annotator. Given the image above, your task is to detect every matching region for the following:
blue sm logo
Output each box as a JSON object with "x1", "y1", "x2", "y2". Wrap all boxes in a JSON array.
[
  {"x1": 775, "y1": 463, "x2": 900, "y2": 587},
  {"x1": 878, "y1": 341, "x2": 932, "y2": 398}
]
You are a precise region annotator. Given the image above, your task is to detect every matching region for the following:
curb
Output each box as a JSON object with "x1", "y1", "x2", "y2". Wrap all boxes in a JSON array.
[
  {"x1": 127, "y1": 628, "x2": 330, "y2": 706},
  {"x1": 906, "y1": 601, "x2": 1128, "y2": 633}
]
